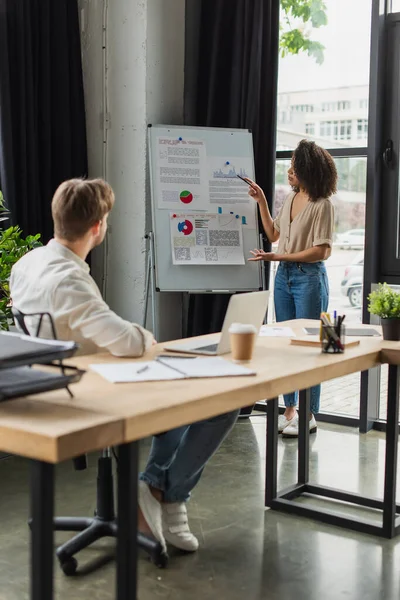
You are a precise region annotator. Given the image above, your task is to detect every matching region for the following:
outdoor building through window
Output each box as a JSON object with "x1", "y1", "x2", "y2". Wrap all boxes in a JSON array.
[{"x1": 272, "y1": 0, "x2": 372, "y2": 418}]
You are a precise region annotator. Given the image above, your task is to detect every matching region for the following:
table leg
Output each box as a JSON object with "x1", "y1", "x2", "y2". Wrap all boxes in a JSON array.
[
  {"x1": 383, "y1": 365, "x2": 400, "y2": 538},
  {"x1": 298, "y1": 389, "x2": 310, "y2": 484},
  {"x1": 265, "y1": 397, "x2": 278, "y2": 506},
  {"x1": 30, "y1": 460, "x2": 54, "y2": 600},
  {"x1": 117, "y1": 442, "x2": 139, "y2": 600}
]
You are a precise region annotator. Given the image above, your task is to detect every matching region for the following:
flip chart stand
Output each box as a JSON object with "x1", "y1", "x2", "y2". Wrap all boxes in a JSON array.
[{"x1": 144, "y1": 231, "x2": 158, "y2": 340}]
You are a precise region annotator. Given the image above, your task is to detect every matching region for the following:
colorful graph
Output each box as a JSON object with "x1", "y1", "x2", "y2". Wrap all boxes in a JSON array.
[
  {"x1": 180, "y1": 190, "x2": 193, "y2": 204},
  {"x1": 177, "y1": 220, "x2": 193, "y2": 236}
]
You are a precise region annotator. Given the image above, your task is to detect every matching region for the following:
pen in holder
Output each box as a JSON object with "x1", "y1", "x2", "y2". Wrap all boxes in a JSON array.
[{"x1": 321, "y1": 316, "x2": 345, "y2": 354}]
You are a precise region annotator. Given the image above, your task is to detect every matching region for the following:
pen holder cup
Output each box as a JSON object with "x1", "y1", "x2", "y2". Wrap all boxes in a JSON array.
[{"x1": 321, "y1": 324, "x2": 345, "y2": 354}]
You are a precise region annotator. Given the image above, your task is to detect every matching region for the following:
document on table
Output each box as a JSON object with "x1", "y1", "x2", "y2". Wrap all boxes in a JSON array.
[
  {"x1": 170, "y1": 213, "x2": 245, "y2": 265},
  {"x1": 90, "y1": 357, "x2": 255, "y2": 384},
  {"x1": 259, "y1": 326, "x2": 295, "y2": 338},
  {"x1": 90, "y1": 361, "x2": 182, "y2": 383}
]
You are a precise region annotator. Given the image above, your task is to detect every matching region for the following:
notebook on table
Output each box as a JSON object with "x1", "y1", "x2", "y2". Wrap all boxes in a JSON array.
[{"x1": 90, "y1": 356, "x2": 256, "y2": 383}]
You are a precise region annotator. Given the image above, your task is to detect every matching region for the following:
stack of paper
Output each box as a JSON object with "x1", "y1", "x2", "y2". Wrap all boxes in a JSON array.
[
  {"x1": 90, "y1": 356, "x2": 255, "y2": 384},
  {"x1": 259, "y1": 326, "x2": 295, "y2": 338}
]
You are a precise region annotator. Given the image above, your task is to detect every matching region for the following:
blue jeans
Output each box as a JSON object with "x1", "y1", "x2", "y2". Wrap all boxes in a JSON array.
[
  {"x1": 140, "y1": 410, "x2": 239, "y2": 502},
  {"x1": 274, "y1": 261, "x2": 329, "y2": 414}
]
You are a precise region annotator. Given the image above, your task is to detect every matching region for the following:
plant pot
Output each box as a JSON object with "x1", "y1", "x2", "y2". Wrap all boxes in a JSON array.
[{"x1": 381, "y1": 318, "x2": 400, "y2": 341}]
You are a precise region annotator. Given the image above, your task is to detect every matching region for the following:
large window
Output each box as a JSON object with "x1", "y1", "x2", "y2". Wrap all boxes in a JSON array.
[
  {"x1": 271, "y1": 0, "x2": 372, "y2": 419},
  {"x1": 276, "y1": 0, "x2": 372, "y2": 151}
]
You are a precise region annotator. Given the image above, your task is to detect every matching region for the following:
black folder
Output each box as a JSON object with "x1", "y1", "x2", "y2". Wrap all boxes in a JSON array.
[
  {"x1": 0, "y1": 366, "x2": 83, "y2": 401},
  {"x1": 0, "y1": 331, "x2": 83, "y2": 401}
]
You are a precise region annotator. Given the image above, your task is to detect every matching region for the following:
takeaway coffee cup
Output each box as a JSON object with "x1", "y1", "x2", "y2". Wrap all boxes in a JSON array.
[{"x1": 229, "y1": 323, "x2": 258, "y2": 362}]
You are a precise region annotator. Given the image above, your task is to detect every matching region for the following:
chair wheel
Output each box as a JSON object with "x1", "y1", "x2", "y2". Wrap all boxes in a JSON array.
[
  {"x1": 153, "y1": 552, "x2": 169, "y2": 569},
  {"x1": 59, "y1": 556, "x2": 78, "y2": 576}
]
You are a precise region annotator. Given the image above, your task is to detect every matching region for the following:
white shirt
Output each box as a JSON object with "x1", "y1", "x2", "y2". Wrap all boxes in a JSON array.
[{"x1": 9, "y1": 239, "x2": 154, "y2": 357}]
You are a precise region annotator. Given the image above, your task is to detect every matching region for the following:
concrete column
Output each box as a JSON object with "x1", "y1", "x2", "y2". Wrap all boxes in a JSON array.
[{"x1": 78, "y1": 0, "x2": 185, "y2": 338}]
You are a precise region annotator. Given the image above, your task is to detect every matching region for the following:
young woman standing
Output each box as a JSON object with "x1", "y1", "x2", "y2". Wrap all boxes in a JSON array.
[{"x1": 247, "y1": 139, "x2": 337, "y2": 437}]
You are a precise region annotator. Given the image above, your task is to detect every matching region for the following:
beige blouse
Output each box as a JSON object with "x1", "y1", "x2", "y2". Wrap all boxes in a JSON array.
[{"x1": 273, "y1": 192, "x2": 334, "y2": 259}]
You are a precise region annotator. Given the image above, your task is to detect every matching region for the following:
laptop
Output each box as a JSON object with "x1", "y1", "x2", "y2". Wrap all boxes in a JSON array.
[{"x1": 164, "y1": 291, "x2": 269, "y2": 356}]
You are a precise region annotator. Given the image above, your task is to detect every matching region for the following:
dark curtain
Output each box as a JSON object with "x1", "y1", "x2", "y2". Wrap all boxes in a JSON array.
[
  {"x1": 184, "y1": 0, "x2": 280, "y2": 336},
  {"x1": 0, "y1": 0, "x2": 87, "y2": 241}
]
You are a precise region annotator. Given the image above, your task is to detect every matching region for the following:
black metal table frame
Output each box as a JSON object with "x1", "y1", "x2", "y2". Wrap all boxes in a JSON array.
[
  {"x1": 30, "y1": 442, "x2": 139, "y2": 600},
  {"x1": 265, "y1": 364, "x2": 400, "y2": 539},
  {"x1": 27, "y1": 363, "x2": 400, "y2": 599}
]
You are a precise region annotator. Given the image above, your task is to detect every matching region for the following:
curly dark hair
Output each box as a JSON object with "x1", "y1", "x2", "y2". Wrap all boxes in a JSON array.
[{"x1": 291, "y1": 139, "x2": 338, "y2": 202}]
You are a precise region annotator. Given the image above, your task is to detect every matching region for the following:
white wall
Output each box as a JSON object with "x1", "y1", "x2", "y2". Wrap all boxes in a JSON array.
[{"x1": 78, "y1": 0, "x2": 185, "y2": 338}]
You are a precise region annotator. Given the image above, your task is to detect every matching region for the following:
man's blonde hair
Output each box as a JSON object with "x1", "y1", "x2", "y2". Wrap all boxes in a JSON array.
[{"x1": 51, "y1": 178, "x2": 115, "y2": 242}]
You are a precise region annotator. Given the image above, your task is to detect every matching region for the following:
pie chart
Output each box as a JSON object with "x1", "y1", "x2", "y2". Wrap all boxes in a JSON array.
[
  {"x1": 180, "y1": 190, "x2": 193, "y2": 204},
  {"x1": 177, "y1": 220, "x2": 193, "y2": 236}
]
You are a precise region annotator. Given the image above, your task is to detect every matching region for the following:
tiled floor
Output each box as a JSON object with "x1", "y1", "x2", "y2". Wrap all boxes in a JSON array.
[
  {"x1": 321, "y1": 365, "x2": 389, "y2": 418},
  {"x1": 259, "y1": 365, "x2": 390, "y2": 420}
]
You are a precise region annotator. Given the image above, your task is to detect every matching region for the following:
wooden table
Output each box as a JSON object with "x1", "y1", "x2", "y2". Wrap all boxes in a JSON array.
[{"x1": 1, "y1": 319, "x2": 399, "y2": 600}]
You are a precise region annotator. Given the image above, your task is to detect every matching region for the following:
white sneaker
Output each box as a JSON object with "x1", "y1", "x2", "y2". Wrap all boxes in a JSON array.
[
  {"x1": 138, "y1": 481, "x2": 167, "y2": 553},
  {"x1": 278, "y1": 412, "x2": 298, "y2": 433},
  {"x1": 282, "y1": 414, "x2": 317, "y2": 438},
  {"x1": 162, "y1": 502, "x2": 199, "y2": 552}
]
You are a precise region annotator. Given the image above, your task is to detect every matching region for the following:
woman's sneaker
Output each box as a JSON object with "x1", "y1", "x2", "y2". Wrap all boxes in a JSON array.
[
  {"x1": 278, "y1": 412, "x2": 298, "y2": 433},
  {"x1": 282, "y1": 414, "x2": 317, "y2": 438}
]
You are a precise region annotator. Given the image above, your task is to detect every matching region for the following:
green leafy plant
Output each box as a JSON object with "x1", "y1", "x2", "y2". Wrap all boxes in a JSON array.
[
  {"x1": 280, "y1": 0, "x2": 328, "y2": 64},
  {"x1": 0, "y1": 226, "x2": 42, "y2": 330},
  {"x1": 368, "y1": 283, "x2": 400, "y2": 320}
]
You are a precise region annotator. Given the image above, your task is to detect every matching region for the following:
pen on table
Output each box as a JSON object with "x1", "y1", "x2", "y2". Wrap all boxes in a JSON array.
[
  {"x1": 136, "y1": 364, "x2": 149, "y2": 374},
  {"x1": 333, "y1": 310, "x2": 337, "y2": 327}
]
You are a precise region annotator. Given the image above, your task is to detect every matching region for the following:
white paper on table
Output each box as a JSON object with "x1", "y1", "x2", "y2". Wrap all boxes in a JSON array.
[
  {"x1": 156, "y1": 137, "x2": 210, "y2": 211},
  {"x1": 157, "y1": 356, "x2": 255, "y2": 378},
  {"x1": 89, "y1": 361, "x2": 185, "y2": 383},
  {"x1": 170, "y1": 212, "x2": 245, "y2": 265},
  {"x1": 259, "y1": 326, "x2": 296, "y2": 338},
  {"x1": 207, "y1": 157, "x2": 257, "y2": 229}
]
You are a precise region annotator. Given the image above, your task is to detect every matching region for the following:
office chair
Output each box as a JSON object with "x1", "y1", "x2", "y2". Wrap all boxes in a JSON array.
[{"x1": 12, "y1": 308, "x2": 168, "y2": 574}]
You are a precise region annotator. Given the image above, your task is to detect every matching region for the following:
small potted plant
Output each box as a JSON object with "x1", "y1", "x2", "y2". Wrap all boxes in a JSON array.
[{"x1": 368, "y1": 283, "x2": 400, "y2": 341}]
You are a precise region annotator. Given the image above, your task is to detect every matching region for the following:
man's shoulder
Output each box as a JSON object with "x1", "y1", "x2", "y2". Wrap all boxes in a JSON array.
[
  {"x1": 12, "y1": 245, "x2": 47, "y2": 271},
  {"x1": 12, "y1": 244, "x2": 90, "y2": 283}
]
